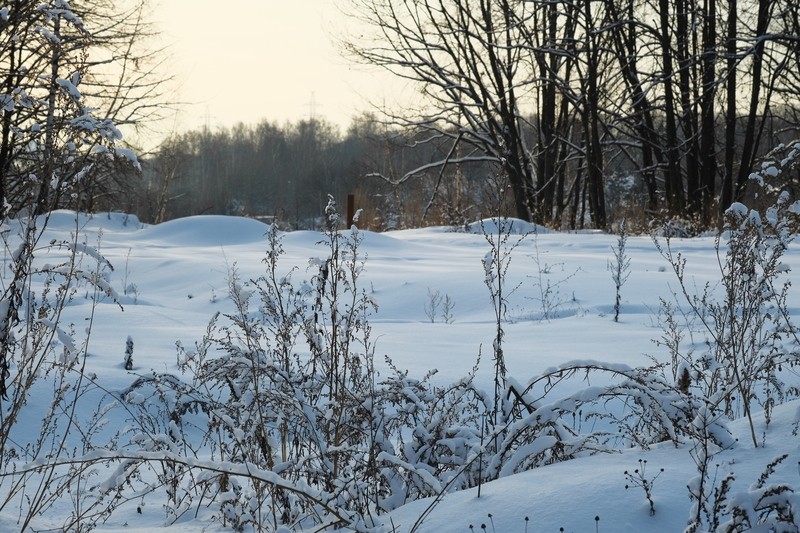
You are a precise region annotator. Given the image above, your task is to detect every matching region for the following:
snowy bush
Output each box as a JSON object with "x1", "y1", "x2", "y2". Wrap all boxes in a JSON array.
[
  {"x1": 713, "y1": 454, "x2": 798, "y2": 532},
  {"x1": 126, "y1": 199, "x2": 390, "y2": 530},
  {"x1": 654, "y1": 187, "x2": 800, "y2": 448},
  {"x1": 654, "y1": 144, "x2": 800, "y2": 531},
  {"x1": 376, "y1": 357, "x2": 488, "y2": 506}
]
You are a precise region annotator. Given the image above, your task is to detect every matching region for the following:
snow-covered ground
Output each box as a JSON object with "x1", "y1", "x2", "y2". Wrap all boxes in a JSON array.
[{"x1": 3, "y1": 210, "x2": 799, "y2": 532}]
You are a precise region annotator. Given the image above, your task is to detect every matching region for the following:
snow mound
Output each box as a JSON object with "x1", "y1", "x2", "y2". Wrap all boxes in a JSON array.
[
  {"x1": 467, "y1": 217, "x2": 551, "y2": 235},
  {"x1": 38, "y1": 210, "x2": 143, "y2": 233},
  {"x1": 132, "y1": 215, "x2": 270, "y2": 246}
]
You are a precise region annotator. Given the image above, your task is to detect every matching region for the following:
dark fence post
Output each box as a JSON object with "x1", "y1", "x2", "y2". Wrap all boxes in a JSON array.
[{"x1": 346, "y1": 193, "x2": 355, "y2": 228}]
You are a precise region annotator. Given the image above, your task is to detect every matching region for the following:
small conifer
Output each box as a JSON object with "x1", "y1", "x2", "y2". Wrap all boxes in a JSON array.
[{"x1": 124, "y1": 336, "x2": 134, "y2": 370}]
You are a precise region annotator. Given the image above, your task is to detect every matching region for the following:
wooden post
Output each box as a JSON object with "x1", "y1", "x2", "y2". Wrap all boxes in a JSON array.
[{"x1": 346, "y1": 193, "x2": 355, "y2": 228}]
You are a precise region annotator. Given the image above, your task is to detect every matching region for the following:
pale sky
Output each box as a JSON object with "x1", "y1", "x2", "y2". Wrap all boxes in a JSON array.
[{"x1": 151, "y1": 0, "x2": 400, "y2": 137}]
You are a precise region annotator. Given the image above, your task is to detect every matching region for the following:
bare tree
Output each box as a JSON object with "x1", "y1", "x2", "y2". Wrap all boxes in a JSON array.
[
  {"x1": 345, "y1": 0, "x2": 543, "y2": 223},
  {"x1": 0, "y1": 0, "x2": 168, "y2": 216}
]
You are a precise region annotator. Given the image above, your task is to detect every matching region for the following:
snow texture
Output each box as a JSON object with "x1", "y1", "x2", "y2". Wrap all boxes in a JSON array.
[{"x1": 1, "y1": 210, "x2": 799, "y2": 532}]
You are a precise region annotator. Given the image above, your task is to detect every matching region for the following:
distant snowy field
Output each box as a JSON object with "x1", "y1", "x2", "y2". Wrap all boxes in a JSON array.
[{"x1": 3, "y1": 210, "x2": 800, "y2": 532}]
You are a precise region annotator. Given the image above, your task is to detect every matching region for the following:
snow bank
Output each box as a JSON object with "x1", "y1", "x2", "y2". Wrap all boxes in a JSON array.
[
  {"x1": 131, "y1": 215, "x2": 269, "y2": 247},
  {"x1": 467, "y1": 217, "x2": 551, "y2": 235}
]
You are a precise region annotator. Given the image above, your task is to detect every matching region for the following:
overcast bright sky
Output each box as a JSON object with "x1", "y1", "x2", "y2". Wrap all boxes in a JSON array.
[{"x1": 152, "y1": 0, "x2": 400, "y2": 136}]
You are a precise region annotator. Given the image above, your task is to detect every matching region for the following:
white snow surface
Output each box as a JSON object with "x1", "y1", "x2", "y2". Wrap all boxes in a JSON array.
[{"x1": 4, "y1": 210, "x2": 800, "y2": 532}]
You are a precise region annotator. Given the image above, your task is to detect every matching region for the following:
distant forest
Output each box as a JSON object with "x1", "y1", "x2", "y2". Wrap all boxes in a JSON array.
[{"x1": 132, "y1": 114, "x2": 500, "y2": 231}]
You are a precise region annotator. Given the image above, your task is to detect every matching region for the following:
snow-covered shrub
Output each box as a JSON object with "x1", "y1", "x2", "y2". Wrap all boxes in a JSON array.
[
  {"x1": 747, "y1": 140, "x2": 800, "y2": 221},
  {"x1": 155, "y1": 200, "x2": 389, "y2": 530},
  {"x1": 654, "y1": 185, "x2": 800, "y2": 447},
  {"x1": 498, "y1": 362, "x2": 696, "y2": 463},
  {"x1": 657, "y1": 143, "x2": 800, "y2": 531},
  {"x1": 713, "y1": 454, "x2": 798, "y2": 532},
  {"x1": 684, "y1": 401, "x2": 737, "y2": 532},
  {"x1": 376, "y1": 357, "x2": 488, "y2": 507},
  {"x1": 462, "y1": 216, "x2": 692, "y2": 491},
  {"x1": 0, "y1": 0, "x2": 134, "y2": 444},
  {"x1": 119, "y1": 371, "x2": 203, "y2": 523},
  {"x1": 650, "y1": 214, "x2": 704, "y2": 239},
  {"x1": 124, "y1": 335, "x2": 134, "y2": 370},
  {"x1": 0, "y1": 219, "x2": 129, "y2": 530},
  {"x1": 0, "y1": 35, "x2": 134, "y2": 518}
]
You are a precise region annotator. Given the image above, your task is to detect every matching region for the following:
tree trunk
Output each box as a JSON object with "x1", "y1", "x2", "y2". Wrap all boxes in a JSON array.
[
  {"x1": 676, "y1": 0, "x2": 701, "y2": 216},
  {"x1": 583, "y1": 0, "x2": 607, "y2": 229},
  {"x1": 659, "y1": 0, "x2": 686, "y2": 215},
  {"x1": 721, "y1": 0, "x2": 737, "y2": 214},
  {"x1": 36, "y1": 13, "x2": 62, "y2": 216},
  {"x1": 734, "y1": 0, "x2": 772, "y2": 200},
  {"x1": 699, "y1": 0, "x2": 718, "y2": 223},
  {"x1": 535, "y1": 2, "x2": 560, "y2": 224},
  {"x1": 605, "y1": 0, "x2": 664, "y2": 213}
]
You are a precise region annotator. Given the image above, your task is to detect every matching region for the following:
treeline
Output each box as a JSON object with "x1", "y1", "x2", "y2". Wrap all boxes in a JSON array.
[
  {"x1": 134, "y1": 115, "x2": 496, "y2": 230},
  {"x1": 138, "y1": 119, "x2": 359, "y2": 227}
]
